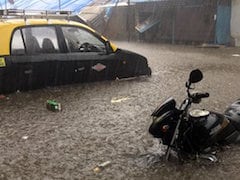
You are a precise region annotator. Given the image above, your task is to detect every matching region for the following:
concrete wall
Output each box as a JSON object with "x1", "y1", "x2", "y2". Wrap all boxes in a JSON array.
[{"x1": 231, "y1": 0, "x2": 240, "y2": 46}]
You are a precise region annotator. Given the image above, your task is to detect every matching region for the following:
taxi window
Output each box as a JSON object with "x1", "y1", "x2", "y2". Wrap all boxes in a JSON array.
[
  {"x1": 22, "y1": 26, "x2": 60, "y2": 54},
  {"x1": 11, "y1": 26, "x2": 60, "y2": 55},
  {"x1": 62, "y1": 26, "x2": 106, "y2": 53},
  {"x1": 11, "y1": 29, "x2": 25, "y2": 55}
]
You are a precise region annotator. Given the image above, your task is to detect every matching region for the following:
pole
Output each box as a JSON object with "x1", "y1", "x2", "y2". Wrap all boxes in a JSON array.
[
  {"x1": 59, "y1": 0, "x2": 61, "y2": 10},
  {"x1": 127, "y1": 0, "x2": 130, "y2": 41},
  {"x1": 172, "y1": 8, "x2": 176, "y2": 44},
  {"x1": 5, "y1": 0, "x2": 7, "y2": 10}
]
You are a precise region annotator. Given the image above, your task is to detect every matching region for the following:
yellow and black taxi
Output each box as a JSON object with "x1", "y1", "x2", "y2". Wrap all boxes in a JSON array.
[{"x1": 0, "y1": 9, "x2": 151, "y2": 94}]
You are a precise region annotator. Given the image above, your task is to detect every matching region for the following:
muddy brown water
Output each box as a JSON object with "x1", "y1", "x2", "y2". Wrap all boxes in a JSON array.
[{"x1": 1, "y1": 42, "x2": 240, "y2": 179}]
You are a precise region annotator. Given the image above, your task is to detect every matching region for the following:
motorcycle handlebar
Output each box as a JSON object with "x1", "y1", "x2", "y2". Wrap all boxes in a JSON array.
[{"x1": 191, "y1": 92, "x2": 209, "y2": 99}]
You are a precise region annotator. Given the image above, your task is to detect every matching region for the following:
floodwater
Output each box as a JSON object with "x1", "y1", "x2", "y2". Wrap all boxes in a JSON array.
[{"x1": 1, "y1": 42, "x2": 240, "y2": 179}]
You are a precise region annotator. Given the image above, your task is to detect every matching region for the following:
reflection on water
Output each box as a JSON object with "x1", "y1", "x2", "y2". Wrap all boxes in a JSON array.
[
  {"x1": 135, "y1": 139, "x2": 166, "y2": 168},
  {"x1": 1, "y1": 42, "x2": 240, "y2": 179}
]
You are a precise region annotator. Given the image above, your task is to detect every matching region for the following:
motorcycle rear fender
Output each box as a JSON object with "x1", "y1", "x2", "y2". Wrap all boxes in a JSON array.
[
  {"x1": 225, "y1": 99, "x2": 240, "y2": 131},
  {"x1": 217, "y1": 122, "x2": 240, "y2": 144}
]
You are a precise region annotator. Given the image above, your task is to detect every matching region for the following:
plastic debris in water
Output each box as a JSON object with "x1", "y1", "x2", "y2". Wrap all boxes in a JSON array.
[
  {"x1": 0, "y1": 95, "x2": 10, "y2": 100},
  {"x1": 232, "y1": 54, "x2": 240, "y2": 57},
  {"x1": 22, "y1": 136, "x2": 29, "y2": 140},
  {"x1": 0, "y1": 95, "x2": 6, "y2": 99},
  {"x1": 111, "y1": 97, "x2": 130, "y2": 103},
  {"x1": 46, "y1": 100, "x2": 61, "y2": 112},
  {"x1": 93, "y1": 161, "x2": 111, "y2": 173}
]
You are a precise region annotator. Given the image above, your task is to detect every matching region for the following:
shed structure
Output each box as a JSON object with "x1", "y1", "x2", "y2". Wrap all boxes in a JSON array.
[
  {"x1": 134, "y1": 0, "x2": 231, "y2": 44},
  {"x1": 95, "y1": 0, "x2": 232, "y2": 45}
]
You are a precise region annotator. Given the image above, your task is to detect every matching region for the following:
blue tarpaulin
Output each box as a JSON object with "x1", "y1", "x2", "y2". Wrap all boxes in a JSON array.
[{"x1": 0, "y1": 0, "x2": 94, "y2": 13}]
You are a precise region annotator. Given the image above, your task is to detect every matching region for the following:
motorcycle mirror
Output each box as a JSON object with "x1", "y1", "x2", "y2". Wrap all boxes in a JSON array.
[{"x1": 189, "y1": 69, "x2": 203, "y2": 84}]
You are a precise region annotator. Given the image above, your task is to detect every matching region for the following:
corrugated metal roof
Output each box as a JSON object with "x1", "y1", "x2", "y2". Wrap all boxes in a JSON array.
[{"x1": 0, "y1": 0, "x2": 94, "y2": 13}]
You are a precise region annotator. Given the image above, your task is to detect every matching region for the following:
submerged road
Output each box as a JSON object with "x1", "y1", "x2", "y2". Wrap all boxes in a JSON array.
[{"x1": 0, "y1": 42, "x2": 240, "y2": 179}]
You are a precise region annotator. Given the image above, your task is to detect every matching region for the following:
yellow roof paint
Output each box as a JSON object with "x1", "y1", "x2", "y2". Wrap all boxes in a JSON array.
[{"x1": 0, "y1": 19, "x2": 117, "y2": 56}]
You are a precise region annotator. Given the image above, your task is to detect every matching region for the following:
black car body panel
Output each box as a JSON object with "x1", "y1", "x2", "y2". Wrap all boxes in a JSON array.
[{"x1": 0, "y1": 48, "x2": 151, "y2": 94}]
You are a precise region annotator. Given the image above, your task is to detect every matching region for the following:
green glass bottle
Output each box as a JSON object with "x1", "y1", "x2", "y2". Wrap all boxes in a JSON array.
[{"x1": 46, "y1": 100, "x2": 61, "y2": 112}]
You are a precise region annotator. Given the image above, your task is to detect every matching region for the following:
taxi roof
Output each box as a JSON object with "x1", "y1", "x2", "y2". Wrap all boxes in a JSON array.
[{"x1": 0, "y1": 18, "x2": 94, "y2": 31}]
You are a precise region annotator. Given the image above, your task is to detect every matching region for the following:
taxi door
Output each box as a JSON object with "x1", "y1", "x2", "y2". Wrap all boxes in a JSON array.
[
  {"x1": 55, "y1": 25, "x2": 118, "y2": 85},
  {"x1": 5, "y1": 26, "x2": 59, "y2": 92}
]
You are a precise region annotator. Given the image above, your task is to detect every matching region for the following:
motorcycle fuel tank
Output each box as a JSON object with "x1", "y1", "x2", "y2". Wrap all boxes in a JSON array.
[{"x1": 188, "y1": 110, "x2": 230, "y2": 151}]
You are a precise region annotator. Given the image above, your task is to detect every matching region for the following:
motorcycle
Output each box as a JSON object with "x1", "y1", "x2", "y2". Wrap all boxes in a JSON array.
[{"x1": 149, "y1": 69, "x2": 240, "y2": 162}]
